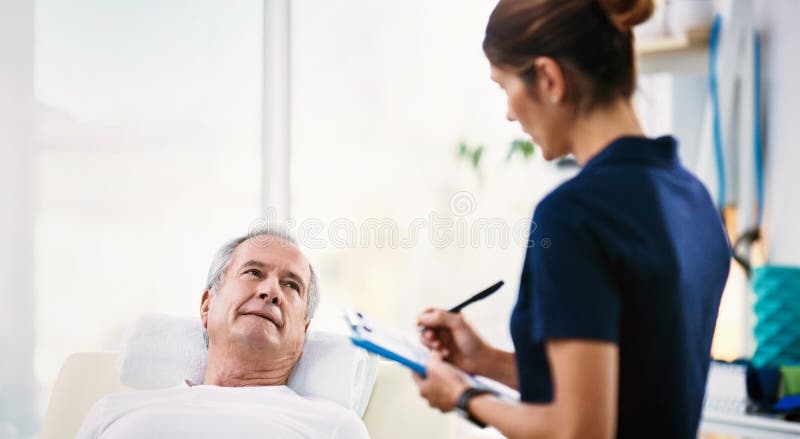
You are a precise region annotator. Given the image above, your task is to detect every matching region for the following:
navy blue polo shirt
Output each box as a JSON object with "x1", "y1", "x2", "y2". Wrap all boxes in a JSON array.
[{"x1": 511, "y1": 136, "x2": 731, "y2": 438}]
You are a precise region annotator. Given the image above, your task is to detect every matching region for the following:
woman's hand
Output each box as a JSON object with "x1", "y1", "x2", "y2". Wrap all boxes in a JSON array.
[
  {"x1": 418, "y1": 308, "x2": 491, "y2": 375},
  {"x1": 412, "y1": 352, "x2": 471, "y2": 412}
]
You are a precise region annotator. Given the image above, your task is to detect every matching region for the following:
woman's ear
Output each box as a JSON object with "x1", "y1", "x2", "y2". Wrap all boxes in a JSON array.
[
  {"x1": 200, "y1": 289, "x2": 211, "y2": 328},
  {"x1": 533, "y1": 56, "x2": 566, "y2": 104}
]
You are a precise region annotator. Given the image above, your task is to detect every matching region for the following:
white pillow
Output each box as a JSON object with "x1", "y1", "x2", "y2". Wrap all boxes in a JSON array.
[{"x1": 117, "y1": 313, "x2": 377, "y2": 417}]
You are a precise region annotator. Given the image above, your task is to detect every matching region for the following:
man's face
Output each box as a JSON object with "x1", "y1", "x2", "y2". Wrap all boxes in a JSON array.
[{"x1": 201, "y1": 237, "x2": 312, "y2": 363}]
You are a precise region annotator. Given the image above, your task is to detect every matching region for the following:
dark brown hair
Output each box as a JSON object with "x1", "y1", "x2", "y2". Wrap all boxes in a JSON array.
[{"x1": 483, "y1": 0, "x2": 654, "y2": 112}]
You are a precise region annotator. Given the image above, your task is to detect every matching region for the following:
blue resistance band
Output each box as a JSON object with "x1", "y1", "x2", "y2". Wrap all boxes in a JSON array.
[
  {"x1": 712, "y1": 16, "x2": 765, "y2": 274},
  {"x1": 753, "y1": 31, "x2": 764, "y2": 226},
  {"x1": 710, "y1": 16, "x2": 765, "y2": 227},
  {"x1": 709, "y1": 15, "x2": 726, "y2": 210}
]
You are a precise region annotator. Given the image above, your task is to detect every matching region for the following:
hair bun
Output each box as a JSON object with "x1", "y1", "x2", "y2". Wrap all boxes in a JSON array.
[{"x1": 598, "y1": 0, "x2": 655, "y2": 31}]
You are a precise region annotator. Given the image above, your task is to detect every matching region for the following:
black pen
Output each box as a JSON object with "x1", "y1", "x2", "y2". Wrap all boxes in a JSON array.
[
  {"x1": 418, "y1": 280, "x2": 504, "y2": 331},
  {"x1": 448, "y1": 280, "x2": 504, "y2": 313}
]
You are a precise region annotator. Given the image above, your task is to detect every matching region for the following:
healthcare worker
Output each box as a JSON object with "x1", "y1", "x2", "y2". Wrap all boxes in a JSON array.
[{"x1": 412, "y1": 0, "x2": 731, "y2": 438}]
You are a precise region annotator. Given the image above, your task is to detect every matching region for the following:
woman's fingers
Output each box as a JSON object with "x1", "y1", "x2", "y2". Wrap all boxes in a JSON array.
[
  {"x1": 416, "y1": 308, "x2": 440, "y2": 327},
  {"x1": 418, "y1": 308, "x2": 463, "y2": 329},
  {"x1": 418, "y1": 310, "x2": 468, "y2": 363},
  {"x1": 421, "y1": 326, "x2": 455, "y2": 348},
  {"x1": 420, "y1": 328, "x2": 440, "y2": 349},
  {"x1": 437, "y1": 328, "x2": 453, "y2": 344}
]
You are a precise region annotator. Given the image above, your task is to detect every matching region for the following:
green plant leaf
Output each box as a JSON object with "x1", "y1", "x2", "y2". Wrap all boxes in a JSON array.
[
  {"x1": 471, "y1": 146, "x2": 484, "y2": 170},
  {"x1": 458, "y1": 141, "x2": 468, "y2": 157},
  {"x1": 506, "y1": 138, "x2": 536, "y2": 162},
  {"x1": 457, "y1": 141, "x2": 484, "y2": 171}
]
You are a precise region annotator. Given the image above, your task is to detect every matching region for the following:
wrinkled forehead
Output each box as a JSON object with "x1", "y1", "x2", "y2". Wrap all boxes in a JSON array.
[{"x1": 231, "y1": 237, "x2": 311, "y2": 281}]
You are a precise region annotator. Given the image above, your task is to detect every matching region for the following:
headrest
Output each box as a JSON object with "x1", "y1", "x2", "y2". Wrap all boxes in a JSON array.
[{"x1": 117, "y1": 313, "x2": 377, "y2": 417}]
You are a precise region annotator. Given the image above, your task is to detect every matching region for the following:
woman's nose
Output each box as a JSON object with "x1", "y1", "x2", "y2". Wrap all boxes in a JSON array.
[{"x1": 506, "y1": 109, "x2": 516, "y2": 122}]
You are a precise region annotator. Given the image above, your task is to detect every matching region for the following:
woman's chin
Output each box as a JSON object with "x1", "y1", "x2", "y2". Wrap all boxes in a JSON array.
[
  {"x1": 540, "y1": 148, "x2": 558, "y2": 161},
  {"x1": 538, "y1": 144, "x2": 569, "y2": 162}
]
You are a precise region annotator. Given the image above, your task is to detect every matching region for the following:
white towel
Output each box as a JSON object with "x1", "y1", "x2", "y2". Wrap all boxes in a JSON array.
[{"x1": 117, "y1": 313, "x2": 377, "y2": 416}]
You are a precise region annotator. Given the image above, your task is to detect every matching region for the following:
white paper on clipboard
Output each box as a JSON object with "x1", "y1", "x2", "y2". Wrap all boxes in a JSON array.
[{"x1": 344, "y1": 309, "x2": 519, "y2": 401}]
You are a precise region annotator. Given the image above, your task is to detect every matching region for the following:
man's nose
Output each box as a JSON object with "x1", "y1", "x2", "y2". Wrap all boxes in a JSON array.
[{"x1": 257, "y1": 277, "x2": 282, "y2": 305}]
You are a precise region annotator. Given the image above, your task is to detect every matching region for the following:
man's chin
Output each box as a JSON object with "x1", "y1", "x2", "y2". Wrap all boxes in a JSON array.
[{"x1": 235, "y1": 320, "x2": 282, "y2": 345}]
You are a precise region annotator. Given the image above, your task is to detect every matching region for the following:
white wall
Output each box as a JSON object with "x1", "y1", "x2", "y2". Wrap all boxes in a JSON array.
[
  {"x1": 0, "y1": 0, "x2": 36, "y2": 436},
  {"x1": 754, "y1": 0, "x2": 800, "y2": 265}
]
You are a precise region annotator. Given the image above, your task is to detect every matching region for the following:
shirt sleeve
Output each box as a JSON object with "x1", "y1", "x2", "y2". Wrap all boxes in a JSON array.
[
  {"x1": 331, "y1": 411, "x2": 370, "y2": 439},
  {"x1": 524, "y1": 193, "x2": 621, "y2": 343}
]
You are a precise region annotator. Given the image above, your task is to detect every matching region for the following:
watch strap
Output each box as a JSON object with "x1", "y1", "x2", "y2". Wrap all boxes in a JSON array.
[{"x1": 456, "y1": 387, "x2": 493, "y2": 428}]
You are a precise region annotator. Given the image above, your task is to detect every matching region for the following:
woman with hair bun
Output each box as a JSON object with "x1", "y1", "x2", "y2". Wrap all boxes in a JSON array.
[{"x1": 412, "y1": 1, "x2": 731, "y2": 437}]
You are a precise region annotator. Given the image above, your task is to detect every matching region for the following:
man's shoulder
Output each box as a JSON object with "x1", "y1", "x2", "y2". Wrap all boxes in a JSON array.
[
  {"x1": 76, "y1": 386, "x2": 189, "y2": 438},
  {"x1": 294, "y1": 393, "x2": 358, "y2": 418},
  {"x1": 93, "y1": 384, "x2": 190, "y2": 411},
  {"x1": 290, "y1": 395, "x2": 368, "y2": 438},
  {"x1": 309, "y1": 400, "x2": 368, "y2": 438}
]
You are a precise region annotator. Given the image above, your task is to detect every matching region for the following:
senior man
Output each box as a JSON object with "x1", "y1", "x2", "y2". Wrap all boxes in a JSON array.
[{"x1": 77, "y1": 228, "x2": 369, "y2": 438}]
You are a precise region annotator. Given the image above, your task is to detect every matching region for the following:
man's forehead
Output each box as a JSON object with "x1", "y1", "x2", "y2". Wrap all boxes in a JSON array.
[{"x1": 233, "y1": 238, "x2": 310, "y2": 276}]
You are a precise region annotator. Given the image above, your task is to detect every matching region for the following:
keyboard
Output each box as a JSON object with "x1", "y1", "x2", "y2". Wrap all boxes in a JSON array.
[{"x1": 703, "y1": 361, "x2": 800, "y2": 435}]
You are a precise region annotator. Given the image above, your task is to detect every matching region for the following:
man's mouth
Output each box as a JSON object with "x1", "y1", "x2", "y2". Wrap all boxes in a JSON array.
[{"x1": 242, "y1": 312, "x2": 281, "y2": 328}]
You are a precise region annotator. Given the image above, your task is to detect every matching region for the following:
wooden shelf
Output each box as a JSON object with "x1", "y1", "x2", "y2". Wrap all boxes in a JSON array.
[{"x1": 636, "y1": 26, "x2": 711, "y2": 75}]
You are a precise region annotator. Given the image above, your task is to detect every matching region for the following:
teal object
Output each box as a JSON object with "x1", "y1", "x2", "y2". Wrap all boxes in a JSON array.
[{"x1": 752, "y1": 266, "x2": 800, "y2": 367}]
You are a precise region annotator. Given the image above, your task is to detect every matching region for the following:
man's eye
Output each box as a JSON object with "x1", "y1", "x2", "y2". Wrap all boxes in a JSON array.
[
  {"x1": 283, "y1": 281, "x2": 300, "y2": 292},
  {"x1": 244, "y1": 269, "x2": 261, "y2": 277}
]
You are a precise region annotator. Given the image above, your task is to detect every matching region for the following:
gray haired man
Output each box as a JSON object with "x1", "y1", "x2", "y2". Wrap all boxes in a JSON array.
[{"x1": 77, "y1": 228, "x2": 369, "y2": 438}]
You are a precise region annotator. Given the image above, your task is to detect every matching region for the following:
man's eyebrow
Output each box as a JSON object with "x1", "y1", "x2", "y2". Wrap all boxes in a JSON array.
[{"x1": 240, "y1": 260, "x2": 266, "y2": 270}]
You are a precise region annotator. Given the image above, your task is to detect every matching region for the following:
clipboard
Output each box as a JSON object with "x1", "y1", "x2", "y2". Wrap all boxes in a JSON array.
[
  {"x1": 345, "y1": 308, "x2": 428, "y2": 375},
  {"x1": 344, "y1": 309, "x2": 520, "y2": 401}
]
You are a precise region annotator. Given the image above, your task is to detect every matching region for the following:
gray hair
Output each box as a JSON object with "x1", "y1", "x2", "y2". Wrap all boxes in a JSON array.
[{"x1": 205, "y1": 226, "x2": 320, "y2": 321}]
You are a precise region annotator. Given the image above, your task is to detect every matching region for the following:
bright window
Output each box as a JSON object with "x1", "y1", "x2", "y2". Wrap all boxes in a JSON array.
[
  {"x1": 289, "y1": 0, "x2": 575, "y2": 348},
  {"x1": 33, "y1": 0, "x2": 263, "y2": 419}
]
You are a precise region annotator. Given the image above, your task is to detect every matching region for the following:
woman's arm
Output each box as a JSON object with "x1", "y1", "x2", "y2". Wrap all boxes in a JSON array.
[
  {"x1": 472, "y1": 340, "x2": 618, "y2": 438},
  {"x1": 474, "y1": 347, "x2": 518, "y2": 390},
  {"x1": 414, "y1": 339, "x2": 618, "y2": 439}
]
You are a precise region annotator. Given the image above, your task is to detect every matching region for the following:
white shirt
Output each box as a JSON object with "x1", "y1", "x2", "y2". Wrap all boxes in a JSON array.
[{"x1": 76, "y1": 382, "x2": 370, "y2": 439}]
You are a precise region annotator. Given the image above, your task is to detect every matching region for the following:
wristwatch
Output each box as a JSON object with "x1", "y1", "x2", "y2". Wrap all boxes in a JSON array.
[{"x1": 455, "y1": 387, "x2": 494, "y2": 428}]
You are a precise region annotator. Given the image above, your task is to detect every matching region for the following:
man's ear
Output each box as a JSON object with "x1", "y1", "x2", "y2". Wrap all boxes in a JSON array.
[
  {"x1": 533, "y1": 56, "x2": 566, "y2": 104},
  {"x1": 200, "y1": 289, "x2": 211, "y2": 328}
]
